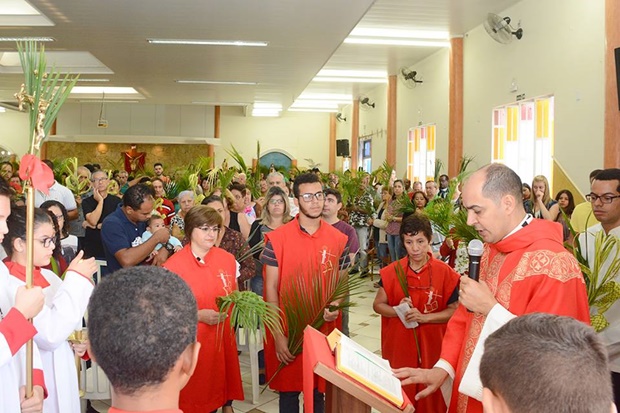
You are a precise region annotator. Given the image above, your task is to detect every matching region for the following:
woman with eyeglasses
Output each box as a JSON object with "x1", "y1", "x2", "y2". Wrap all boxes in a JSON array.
[
  {"x1": 163, "y1": 205, "x2": 243, "y2": 413},
  {"x1": 373, "y1": 213, "x2": 460, "y2": 412},
  {"x1": 201, "y1": 195, "x2": 255, "y2": 291},
  {"x1": 2, "y1": 206, "x2": 97, "y2": 413}
]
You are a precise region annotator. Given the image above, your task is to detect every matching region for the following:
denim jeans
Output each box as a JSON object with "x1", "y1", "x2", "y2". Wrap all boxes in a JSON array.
[
  {"x1": 387, "y1": 234, "x2": 404, "y2": 262},
  {"x1": 354, "y1": 226, "x2": 369, "y2": 271},
  {"x1": 279, "y1": 389, "x2": 324, "y2": 413}
]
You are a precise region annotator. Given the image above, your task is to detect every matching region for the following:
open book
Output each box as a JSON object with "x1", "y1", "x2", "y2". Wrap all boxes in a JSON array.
[{"x1": 327, "y1": 329, "x2": 405, "y2": 408}]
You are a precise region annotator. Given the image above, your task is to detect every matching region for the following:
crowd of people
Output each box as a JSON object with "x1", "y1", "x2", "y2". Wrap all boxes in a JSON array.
[{"x1": 0, "y1": 157, "x2": 618, "y2": 413}]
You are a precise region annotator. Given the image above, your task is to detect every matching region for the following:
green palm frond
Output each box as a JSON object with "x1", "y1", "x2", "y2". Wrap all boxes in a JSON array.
[
  {"x1": 336, "y1": 172, "x2": 363, "y2": 207},
  {"x1": 217, "y1": 291, "x2": 282, "y2": 339},
  {"x1": 450, "y1": 208, "x2": 482, "y2": 243},
  {"x1": 394, "y1": 261, "x2": 409, "y2": 298},
  {"x1": 392, "y1": 193, "x2": 416, "y2": 216},
  {"x1": 433, "y1": 159, "x2": 444, "y2": 183},
  {"x1": 457, "y1": 155, "x2": 475, "y2": 177},
  {"x1": 226, "y1": 145, "x2": 249, "y2": 173},
  {"x1": 60, "y1": 157, "x2": 90, "y2": 196},
  {"x1": 423, "y1": 197, "x2": 453, "y2": 237},
  {"x1": 371, "y1": 161, "x2": 393, "y2": 188},
  {"x1": 263, "y1": 267, "x2": 366, "y2": 388},
  {"x1": 17, "y1": 41, "x2": 79, "y2": 155}
]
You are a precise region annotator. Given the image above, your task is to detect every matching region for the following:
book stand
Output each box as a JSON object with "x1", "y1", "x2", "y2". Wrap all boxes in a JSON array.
[{"x1": 303, "y1": 326, "x2": 415, "y2": 413}]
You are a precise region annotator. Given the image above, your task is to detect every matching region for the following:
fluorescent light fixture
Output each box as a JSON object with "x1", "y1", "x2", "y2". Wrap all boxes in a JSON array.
[
  {"x1": 0, "y1": 107, "x2": 6, "y2": 113},
  {"x1": 291, "y1": 101, "x2": 339, "y2": 109},
  {"x1": 288, "y1": 108, "x2": 338, "y2": 113},
  {"x1": 192, "y1": 101, "x2": 250, "y2": 106},
  {"x1": 252, "y1": 103, "x2": 282, "y2": 117},
  {"x1": 0, "y1": 0, "x2": 54, "y2": 27},
  {"x1": 0, "y1": 36, "x2": 54, "y2": 42},
  {"x1": 344, "y1": 38, "x2": 450, "y2": 47},
  {"x1": 253, "y1": 102, "x2": 282, "y2": 110},
  {"x1": 350, "y1": 28, "x2": 449, "y2": 40},
  {"x1": 297, "y1": 93, "x2": 353, "y2": 101},
  {"x1": 176, "y1": 80, "x2": 257, "y2": 86},
  {"x1": 79, "y1": 100, "x2": 140, "y2": 103},
  {"x1": 313, "y1": 77, "x2": 388, "y2": 84},
  {"x1": 76, "y1": 78, "x2": 110, "y2": 82},
  {"x1": 252, "y1": 110, "x2": 281, "y2": 117},
  {"x1": 317, "y1": 69, "x2": 386, "y2": 78},
  {"x1": 71, "y1": 86, "x2": 140, "y2": 95},
  {"x1": 148, "y1": 38, "x2": 268, "y2": 47}
]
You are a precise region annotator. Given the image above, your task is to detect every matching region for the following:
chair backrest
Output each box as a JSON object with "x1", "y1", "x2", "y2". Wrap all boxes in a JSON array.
[{"x1": 94, "y1": 260, "x2": 107, "y2": 285}]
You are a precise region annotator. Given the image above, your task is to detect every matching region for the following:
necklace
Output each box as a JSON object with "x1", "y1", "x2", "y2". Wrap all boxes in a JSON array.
[{"x1": 408, "y1": 255, "x2": 429, "y2": 273}]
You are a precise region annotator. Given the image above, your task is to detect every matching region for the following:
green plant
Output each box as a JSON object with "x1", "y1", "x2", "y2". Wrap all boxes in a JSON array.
[
  {"x1": 216, "y1": 291, "x2": 282, "y2": 339},
  {"x1": 393, "y1": 261, "x2": 421, "y2": 364}
]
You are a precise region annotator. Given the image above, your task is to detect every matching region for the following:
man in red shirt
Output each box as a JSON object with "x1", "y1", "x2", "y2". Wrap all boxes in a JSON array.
[
  {"x1": 88, "y1": 266, "x2": 200, "y2": 413},
  {"x1": 261, "y1": 173, "x2": 349, "y2": 413}
]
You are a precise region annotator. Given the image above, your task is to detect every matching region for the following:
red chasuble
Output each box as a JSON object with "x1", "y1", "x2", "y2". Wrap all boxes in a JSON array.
[
  {"x1": 380, "y1": 255, "x2": 459, "y2": 412},
  {"x1": 263, "y1": 218, "x2": 348, "y2": 392},
  {"x1": 440, "y1": 219, "x2": 590, "y2": 413},
  {"x1": 163, "y1": 245, "x2": 243, "y2": 413}
]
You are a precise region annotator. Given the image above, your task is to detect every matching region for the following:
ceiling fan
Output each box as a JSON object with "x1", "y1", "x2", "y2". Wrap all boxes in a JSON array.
[
  {"x1": 483, "y1": 13, "x2": 524, "y2": 44},
  {"x1": 399, "y1": 67, "x2": 424, "y2": 89},
  {"x1": 359, "y1": 96, "x2": 375, "y2": 109}
]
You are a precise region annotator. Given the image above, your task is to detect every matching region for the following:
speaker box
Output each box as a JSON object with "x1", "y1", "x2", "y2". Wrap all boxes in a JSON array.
[
  {"x1": 336, "y1": 139, "x2": 350, "y2": 157},
  {"x1": 615, "y1": 47, "x2": 620, "y2": 111}
]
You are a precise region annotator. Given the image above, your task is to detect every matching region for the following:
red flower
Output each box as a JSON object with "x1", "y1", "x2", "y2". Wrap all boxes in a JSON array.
[{"x1": 19, "y1": 154, "x2": 54, "y2": 194}]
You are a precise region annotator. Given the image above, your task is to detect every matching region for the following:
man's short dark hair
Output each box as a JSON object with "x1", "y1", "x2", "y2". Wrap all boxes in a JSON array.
[
  {"x1": 293, "y1": 173, "x2": 321, "y2": 198},
  {"x1": 201, "y1": 194, "x2": 223, "y2": 206},
  {"x1": 88, "y1": 266, "x2": 197, "y2": 395},
  {"x1": 324, "y1": 188, "x2": 342, "y2": 204},
  {"x1": 480, "y1": 163, "x2": 523, "y2": 206},
  {"x1": 154, "y1": 162, "x2": 163, "y2": 168},
  {"x1": 594, "y1": 168, "x2": 620, "y2": 193},
  {"x1": 590, "y1": 169, "x2": 603, "y2": 182},
  {"x1": 122, "y1": 183, "x2": 154, "y2": 210},
  {"x1": 400, "y1": 213, "x2": 432, "y2": 243},
  {"x1": 480, "y1": 313, "x2": 612, "y2": 413},
  {"x1": 42, "y1": 159, "x2": 54, "y2": 170}
]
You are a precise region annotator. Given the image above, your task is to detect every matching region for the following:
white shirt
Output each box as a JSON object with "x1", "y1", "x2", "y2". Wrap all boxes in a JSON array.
[{"x1": 34, "y1": 181, "x2": 77, "y2": 212}]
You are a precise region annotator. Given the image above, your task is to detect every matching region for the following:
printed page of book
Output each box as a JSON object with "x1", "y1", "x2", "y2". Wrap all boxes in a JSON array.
[{"x1": 336, "y1": 333, "x2": 404, "y2": 406}]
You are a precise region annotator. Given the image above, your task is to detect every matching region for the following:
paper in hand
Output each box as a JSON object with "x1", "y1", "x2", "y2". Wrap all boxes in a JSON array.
[{"x1": 393, "y1": 302, "x2": 419, "y2": 329}]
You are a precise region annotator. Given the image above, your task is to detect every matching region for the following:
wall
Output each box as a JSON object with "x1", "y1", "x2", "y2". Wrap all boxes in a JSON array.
[
  {"x1": 0, "y1": 109, "x2": 30, "y2": 156},
  {"x1": 218, "y1": 107, "x2": 331, "y2": 171},
  {"x1": 396, "y1": 48, "x2": 450, "y2": 178},
  {"x1": 462, "y1": 0, "x2": 605, "y2": 193},
  {"x1": 44, "y1": 141, "x2": 207, "y2": 173}
]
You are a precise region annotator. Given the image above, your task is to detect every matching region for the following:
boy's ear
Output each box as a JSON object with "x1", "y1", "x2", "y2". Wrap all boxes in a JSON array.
[
  {"x1": 482, "y1": 387, "x2": 511, "y2": 413},
  {"x1": 178, "y1": 341, "x2": 201, "y2": 390}
]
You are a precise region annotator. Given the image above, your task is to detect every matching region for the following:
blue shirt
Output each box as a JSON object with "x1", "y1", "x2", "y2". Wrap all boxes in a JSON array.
[{"x1": 101, "y1": 205, "x2": 147, "y2": 273}]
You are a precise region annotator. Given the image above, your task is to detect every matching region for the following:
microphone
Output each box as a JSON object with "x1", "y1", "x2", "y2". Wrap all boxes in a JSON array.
[{"x1": 467, "y1": 239, "x2": 484, "y2": 282}]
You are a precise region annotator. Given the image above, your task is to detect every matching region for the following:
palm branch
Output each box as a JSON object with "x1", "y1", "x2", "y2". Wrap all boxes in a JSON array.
[
  {"x1": 16, "y1": 41, "x2": 79, "y2": 155},
  {"x1": 457, "y1": 155, "x2": 475, "y2": 177},
  {"x1": 371, "y1": 160, "x2": 393, "y2": 188},
  {"x1": 59, "y1": 157, "x2": 90, "y2": 196},
  {"x1": 216, "y1": 291, "x2": 283, "y2": 339},
  {"x1": 449, "y1": 208, "x2": 482, "y2": 243},
  {"x1": 226, "y1": 145, "x2": 249, "y2": 173},
  {"x1": 393, "y1": 260, "x2": 421, "y2": 363},
  {"x1": 433, "y1": 159, "x2": 444, "y2": 184},
  {"x1": 336, "y1": 172, "x2": 362, "y2": 207},
  {"x1": 264, "y1": 267, "x2": 366, "y2": 388},
  {"x1": 423, "y1": 197, "x2": 454, "y2": 237},
  {"x1": 392, "y1": 193, "x2": 416, "y2": 216}
]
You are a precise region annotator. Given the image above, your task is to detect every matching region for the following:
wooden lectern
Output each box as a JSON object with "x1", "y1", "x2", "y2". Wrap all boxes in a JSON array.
[{"x1": 303, "y1": 326, "x2": 415, "y2": 413}]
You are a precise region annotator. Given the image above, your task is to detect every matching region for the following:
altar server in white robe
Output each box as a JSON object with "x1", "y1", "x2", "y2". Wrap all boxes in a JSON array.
[
  {"x1": 2, "y1": 205, "x2": 96, "y2": 413},
  {"x1": 0, "y1": 178, "x2": 48, "y2": 412}
]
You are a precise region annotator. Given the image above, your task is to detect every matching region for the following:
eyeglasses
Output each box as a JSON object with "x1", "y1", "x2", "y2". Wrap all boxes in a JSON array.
[
  {"x1": 197, "y1": 225, "x2": 220, "y2": 234},
  {"x1": 299, "y1": 192, "x2": 325, "y2": 202},
  {"x1": 269, "y1": 198, "x2": 284, "y2": 205},
  {"x1": 91, "y1": 177, "x2": 108, "y2": 183},
  {"x1": 586, "y1": 193, "x2": 620, "y2": 204},
  {"x1": 34, "y1": 236, "x2": 56, "y2": 248}
]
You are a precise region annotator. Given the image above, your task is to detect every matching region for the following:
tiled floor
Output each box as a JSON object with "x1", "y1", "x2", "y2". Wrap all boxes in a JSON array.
[{"x1": 88, "y1": 273, "x2": 383, "y2": 413}]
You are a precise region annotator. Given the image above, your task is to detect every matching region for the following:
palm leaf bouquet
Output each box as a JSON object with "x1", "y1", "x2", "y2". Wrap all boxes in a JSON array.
[
  {"x1": 264, "y1": 266, "x2": 366, "y2": 388},
  {"x1": 216, "y1": 291, "x2": 283, "y2": 339},
  {"x1": 566, "y1": 223, "x2": 620, "y2": 332}
]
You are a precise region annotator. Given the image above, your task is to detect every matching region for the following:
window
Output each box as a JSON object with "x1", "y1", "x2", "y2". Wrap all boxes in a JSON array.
[
  {"x1": 359, "y1": 138, "x2": 372, "y2": 173},
  {"x1": 407, "y1": 124, "x2": 436, "y2": 182},
  {"x1": 492, "y1": 95, "x2": 554, "y2": 185}
]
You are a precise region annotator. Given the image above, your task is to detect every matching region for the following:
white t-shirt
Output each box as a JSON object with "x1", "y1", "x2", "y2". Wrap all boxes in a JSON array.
[{"x1": 34, "y1": 181, "x2": 77, "y2": 212}]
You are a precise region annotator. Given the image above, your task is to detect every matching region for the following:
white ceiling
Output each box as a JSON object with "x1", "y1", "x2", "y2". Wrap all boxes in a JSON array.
[{"x1": 0, "y1": 0, "x2": 522, "y2": 111}]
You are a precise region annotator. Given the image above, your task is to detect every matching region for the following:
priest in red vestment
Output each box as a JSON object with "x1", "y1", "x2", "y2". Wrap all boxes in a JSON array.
[
  {"x1": 164, "y1": 206, "x2": 243, "y2": 413},
  {"x1": 393, "y1": 164, "x2": 590, "y2": 413},
  {"x1": 261, "y1": 173, "x2": 348, "y2": 413},
  {"x1": 374, "y1": 213, "x2": 460, "y2": 412}
]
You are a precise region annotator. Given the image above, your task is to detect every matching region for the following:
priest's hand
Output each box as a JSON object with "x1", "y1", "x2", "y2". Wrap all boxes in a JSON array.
[
  {"x1": 14, "y1": 286, "x2": 44, "y2": 320},
  {"x1": 275, "y1": 333, "x2": 295, "y2": 364},
  {"x1": 459, "y1": 276, "x2": 497, "y2": 315},
  {"x1": 198, "y1": 309, "x2": 227, "y2": 325},
  {"x1": 392, "y1": 367, "x2": 448, "y2": 400},
  {"x1": 19, "y1": 385, "x2": 44, "y2": 413}
]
